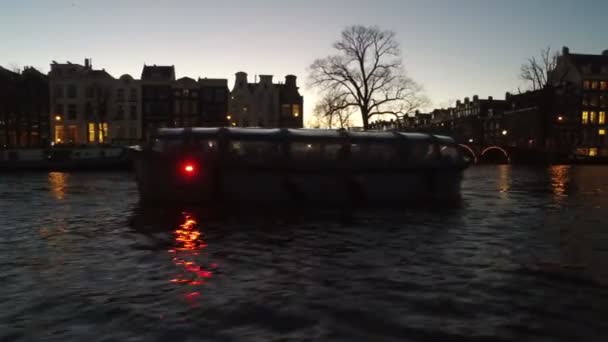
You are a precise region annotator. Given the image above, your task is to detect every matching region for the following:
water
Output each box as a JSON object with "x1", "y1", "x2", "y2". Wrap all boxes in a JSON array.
[{"x1": 1, "y1": 166, "x2": 608, "y2": 341}]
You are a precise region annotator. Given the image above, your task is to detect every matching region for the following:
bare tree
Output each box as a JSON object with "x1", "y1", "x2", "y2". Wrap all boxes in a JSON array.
[
  {"x1": 520, "y1": 46, "x2": 568, "y2": 90},
  {"x1": 311, "y1": 91, "x2": 355, "y2": 129},
  {"x1": 308, "y1": 25, "x2": 428, "y2": 130}
]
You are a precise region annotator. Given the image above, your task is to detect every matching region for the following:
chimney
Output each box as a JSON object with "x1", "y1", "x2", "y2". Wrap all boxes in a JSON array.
[
  {"x1": 488, "y1": 96, "x2": 493, "y2": 101},
  {"x1": 473, "y1": 95, "x2": 479, "y2": 102},
  {"x1": 235, "y1": 71, "x2": 248, "y2": 87},
  {"x1": 84, "y1": 58, "x2": 90, "y2": 69},
  {"x1": 562, "y1": 46, "x2": 570, "y2": 55},
  {"x1": 464, "y1": 97, "x2": 470, "y2": 104},
  {"x1": 602, "y1": 50, "x2": 608, "y2": 56},
  {"x1": 285, "y1": 75, "x2": 297, "y2": 88}
]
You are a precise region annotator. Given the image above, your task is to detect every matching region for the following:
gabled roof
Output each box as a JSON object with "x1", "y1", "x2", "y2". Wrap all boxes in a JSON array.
[{"x1": 141, "y1": 65, "x2": 175, "y2": 81}]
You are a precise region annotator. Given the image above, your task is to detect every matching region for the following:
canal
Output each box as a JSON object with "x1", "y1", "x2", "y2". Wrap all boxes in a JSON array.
[{"x1": 1, "y1": 166, "x2": 607, "y2": 341}]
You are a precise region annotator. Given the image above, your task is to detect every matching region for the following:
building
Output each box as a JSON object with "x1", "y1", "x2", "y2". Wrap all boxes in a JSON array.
[
  {"x1": 49, "y1": 59, "x2": 141, "y2": 145},
  {"x1": 0, "y1": 66, "x2": 50, "y2": 147},
  {"x1": 112, "y1": 74, "x2": 142, "y2": 144},
  {"x1": 229, "y1": 72, "x2": 303, "y2": 128},
  {"x1": 549, "y1": 46, "x2": 608, "y2": 157},
  {"x1": 173, "y1": 77, "x2": 199, "y2": 127},
  {"x1": 141, "y1": 65, "x2": 175, "y2": 139},
  {"x1": 199, "y1": 78, "x2": 229, "y2": 127}
]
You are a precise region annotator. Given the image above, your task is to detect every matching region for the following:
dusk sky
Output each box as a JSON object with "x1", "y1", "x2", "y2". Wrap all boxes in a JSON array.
[{"x1": 2, "y1": 0, "x2": 606, "y2": 125}]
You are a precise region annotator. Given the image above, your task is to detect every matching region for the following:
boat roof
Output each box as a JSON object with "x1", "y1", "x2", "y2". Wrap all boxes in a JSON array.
[{"x1": 153, "y1": 127, "x2": 454, "y2": 144}]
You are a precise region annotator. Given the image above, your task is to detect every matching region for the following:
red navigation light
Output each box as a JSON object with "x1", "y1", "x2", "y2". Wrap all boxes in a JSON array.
[{"x1": 181, "y1": 161, "x2": 197, "y2": 175}]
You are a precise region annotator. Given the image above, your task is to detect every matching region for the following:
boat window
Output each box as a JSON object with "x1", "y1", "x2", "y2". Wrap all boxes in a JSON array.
[
  {"x1": 291, "y1": 142, "x2": 322, "y2": 163},
  {"x1": 290, "y1": 142, "x2": 347, "y2": 166},
  {"x1": 439, "y1": 144, "x2": 460, "y2": 163},
  {"x1": 228, "y1": 140, "x2": 282, "y2": 165},
  {"x1": 408, "y1": 141, "x2": 436, "y2": 164},
  {"x1": 350, "y1": 143, "x2": 400, "y2": 167},
  {"x1": 151, "y1": 138, "x2": 182, "y2": 152}
]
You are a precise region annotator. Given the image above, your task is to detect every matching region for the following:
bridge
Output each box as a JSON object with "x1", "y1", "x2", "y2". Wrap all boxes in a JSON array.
[{"x1": 455, "y1": 144, "x2": 552, "y2": 164}]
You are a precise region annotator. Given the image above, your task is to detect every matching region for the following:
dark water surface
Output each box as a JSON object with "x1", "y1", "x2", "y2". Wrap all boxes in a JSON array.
[{"x1": 1, "y1": 166, "x2": 608, "y2": 341}]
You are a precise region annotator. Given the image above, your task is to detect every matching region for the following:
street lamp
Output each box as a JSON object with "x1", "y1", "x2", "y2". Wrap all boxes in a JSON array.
[
  {"x1": 502, "y1": 130, "x2": 508, "y2": 136},
  {"x1": 55, "y1": 115, "x2": 61, "y2": 121},
  {"x1": 468, "y1": 138, "x2": 474, "y2": 143},
  {"x1": 226, "y1": 115, "x2": 232, "y2": 120},
  {"x1": 557, "y1": 116, "x2": 564, "y2": 122}
]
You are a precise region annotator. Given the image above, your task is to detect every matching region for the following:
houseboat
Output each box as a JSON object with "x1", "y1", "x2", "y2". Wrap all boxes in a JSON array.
[
  {"x1": 0, "y1": 146, "x2": 131, "y2": 171},
  {"x1": 132, "y1": 128, "x2": 468, "y2": 205}
]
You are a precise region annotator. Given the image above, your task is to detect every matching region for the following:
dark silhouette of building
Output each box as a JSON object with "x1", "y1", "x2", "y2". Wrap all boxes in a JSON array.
[
  {"x1": 141, "y1": 65, "x2": 175, "y2": 139},
  {"x1": 229, "y1": 72, "x2": 303, "y2": 128},
  {"x1": 0, "y1": 66, "x2": 49, "y2": 147},
  {"x1": 173, "y1": 77, "x2": 199, "y2": 127},
  {"x1": 199, "y1": 78, "x2": 229, "y2": 127}
]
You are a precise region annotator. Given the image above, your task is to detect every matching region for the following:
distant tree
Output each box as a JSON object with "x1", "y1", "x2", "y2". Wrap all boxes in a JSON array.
[
  {"x1": 308, "y1": 25, "x2": 429, "y2": 130},
  {"x1": 520, "y1": 46, "x2": 568, "y2": 91},
  {"x1": 311, "y1": 90, "x2": 355, "y2": 129}
]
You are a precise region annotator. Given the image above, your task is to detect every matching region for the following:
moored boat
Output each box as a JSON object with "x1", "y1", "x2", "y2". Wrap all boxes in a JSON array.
[
  {"x1": 0, "y1": 146, "x2": 130, "y2": 172},
  {"x1": 132, "y1": 127, "x2": 468, "y2": 205}
]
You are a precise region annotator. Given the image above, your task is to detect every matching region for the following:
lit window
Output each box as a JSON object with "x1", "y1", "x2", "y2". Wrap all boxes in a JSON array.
[
  {"x1": 601, "y1": 81, "x2": 608, "y2": 90},
  {"x1": 589, "y1": 148, "x2": 598, "y2": 157},
  {"x1": 88, "y1": 123, "x2": 95, "y2": 143},
  {"x1": 600, "y1": 111, "x2": 606, "y2": 125},
  {"x1": 583, "y1": 80, "x2": 591, "y2": 89},
  {"x1": 292, "y1": 104, "x2": 300, "y2": 117},
  {"x1": 592, "y1": 81, "x2": 599, "y2": 90},
  {"x1": 590, "y1": 111, "x2": 597, "y2": 123},
  {"x1": 582, "y1": 111, "x2": 589, "y2": 124},
  {"x1": 599, "y1": 129, "x2": 606, "y2": 136},
  {"x1": 54, "y1": 125, "x2": 65, "y2": 144}
]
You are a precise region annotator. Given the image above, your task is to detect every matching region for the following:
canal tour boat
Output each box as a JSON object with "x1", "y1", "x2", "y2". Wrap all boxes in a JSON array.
[{"x1": 132, "y1": 127, "x2": 468, "y2": 205}]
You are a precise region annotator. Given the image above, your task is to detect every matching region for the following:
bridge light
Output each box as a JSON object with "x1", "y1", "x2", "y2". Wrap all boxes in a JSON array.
[
  {"x1": 557, "y1": 116, "x2": 564, "y2": 122},
  {"x1": 468, "y1": 138, "x2": 474, "y2": 143},
  {"x1": 502, "y1": 130, "x2": 508, "y2": 136}
]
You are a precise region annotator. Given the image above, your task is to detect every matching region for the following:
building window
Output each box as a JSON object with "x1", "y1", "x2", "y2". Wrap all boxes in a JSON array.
[
  {"x1": 583, "y1": 96, "x2": 589, "y2": 107},
  {"x1": 129, "y1": 127, "x2": 137, "y2": 139},
  {"x1": 281, "y1": 104, "x2": 290, "y2": 116},
  {"x1": 67, "y1": 125, "x2": 77, "y2": 144},
  {"x1": 589, "y1": 148, "x2": 598, "y2": 157},
  {"x1": 590, "y1": 111, "x2": 597, "y2": 124},
  {"x1": 67, "y1": 84, "x2": 77, "y2": 98},
  {"x1": 601, "y1": 81, "x2": 608, "y2": 90},
  {"x1": 86, "y1": 86, "x2": 94, "y2": 98},
  {"x1": 130, "y1": 105, "x2": 137, "y2": 120},
  {"x1": 582, "y1": 111, "x2": 589, "y2": 124},
  {"x1": 183, "y1": 89, "x2": 190, "y2": 96},
  {"x1": 55, "y1": 104, "x2": 64, "y2": 115},
  {"x1": 592, "y1": 81, "x2": 599, "y2": 90},
  {"x1": 98, "y1": 122, "x2": 108, "y2": 143},
  {"x1": 591, "y1": 95, "x2": 599, "y2": 107},
  {"x1": 116, "y1": 105, "x2": 125, "y2": 120},
  {"x1": 600, "y1": 129, "x2": 606, "y2": 136},
  {"x1": 67, "y1": 104, "x2": 77, "y2": 120},
  {"x1": 292, "y1": 104, "x2": 300, "y2": 117},
  {"x1": 88, "y1": 122, "x2": 95, "y2": 143},
  {"x1": 54, "y1": 85, "x2": 64, "y2": 98},
  {"x1": 130, "y1": 88, "x2": 137, "y2": 101},
  {"x1": 54, "y1": 125, "x2": 65, "y2": 144},
  {"x1": 600, "y1": 111, "x2": 606, "y2": 125},
  {"x1": 583, "y1": 80, "x2": 591, "y2": 89},
  {"x1": 117, "y1": 88, "x2": 125, "y2": 101}
]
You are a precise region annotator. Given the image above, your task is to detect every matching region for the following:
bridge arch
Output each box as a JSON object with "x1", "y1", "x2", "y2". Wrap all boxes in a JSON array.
[
  {"x1": 479, "y1": 146, "x2": 511, "y2": 164},
  {"x1": 457, "y1": 144, "x2": 478, "y2": 164}
]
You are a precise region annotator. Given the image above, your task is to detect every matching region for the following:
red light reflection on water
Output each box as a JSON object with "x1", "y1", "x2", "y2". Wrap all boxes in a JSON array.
[{"x1": 169, "y1": 213, "x2": 213, "y2": 301}]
